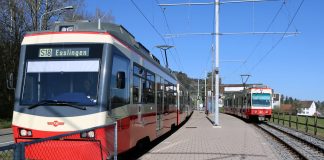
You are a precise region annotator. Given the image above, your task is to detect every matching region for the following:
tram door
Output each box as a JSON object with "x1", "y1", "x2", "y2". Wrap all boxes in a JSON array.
[{"x1": 156, "y1": 76, "x2": 164, "y2": 136}]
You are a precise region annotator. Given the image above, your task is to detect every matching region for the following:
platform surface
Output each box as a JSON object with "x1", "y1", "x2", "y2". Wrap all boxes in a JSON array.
[
  {"x1": 0, "y1": 128, "x2": 13, "y2": 147},
  {"x1": 139, "y1": 111, "x2": 280, "y2": 160}
]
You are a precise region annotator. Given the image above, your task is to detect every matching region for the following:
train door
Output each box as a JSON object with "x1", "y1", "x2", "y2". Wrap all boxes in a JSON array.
[{"x1": 156, "y1": 76, "x2": 164, "y2": 136}]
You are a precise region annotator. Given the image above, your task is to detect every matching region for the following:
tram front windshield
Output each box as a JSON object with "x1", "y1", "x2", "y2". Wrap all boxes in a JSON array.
[
  {"x1": 20, "y1": 44, "x2": 103, "y2": 106},
  {"x1": 252, "y1": 93, "x2": 271, "y2": 107}
]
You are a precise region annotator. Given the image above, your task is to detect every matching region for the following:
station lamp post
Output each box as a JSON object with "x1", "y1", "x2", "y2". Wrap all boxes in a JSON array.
[{"x1": 39, "y1": 6, "x2": 74, "y2": 31}]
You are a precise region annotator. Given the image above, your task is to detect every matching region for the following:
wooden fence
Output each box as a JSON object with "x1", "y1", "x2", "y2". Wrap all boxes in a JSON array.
[{"x1": 271, "y1": 112, "x2": 324, "y2": 138}]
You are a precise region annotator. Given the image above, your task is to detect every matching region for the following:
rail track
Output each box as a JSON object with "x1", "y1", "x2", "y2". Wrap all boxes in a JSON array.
[
  {"x1": 256, "y1": 122, "x2": 324, "y2": 160},
  {"x1": 0, "y1": 129, "x2": 14, "y2": 147},
  {"x1": 0, "y1": 133, "x2": 13, "y2": 137}
]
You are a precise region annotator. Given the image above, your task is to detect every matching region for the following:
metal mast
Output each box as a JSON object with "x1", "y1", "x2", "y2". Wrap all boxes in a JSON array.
[
  {"x1": 214, "y1": 0, "x2": 220, "y2": 126},
  {"x1": 198, "y1": 79, "x2": 200, "y2": 110}
]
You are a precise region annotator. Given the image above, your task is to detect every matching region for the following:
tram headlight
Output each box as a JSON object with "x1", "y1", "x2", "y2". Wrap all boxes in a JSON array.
[
  {"x1": 27, "y1": 130, "x2": 32, "y2": 136},
  {"x1": 88, "y1": 131, "x2": 95, "y2": 138},
  {"x1": 80, "y1": 130, "x2": 95, "y2": 138},
  {"x1": 20, "y1": 129, "x2": 27, "y2": 136},
  {"x1": 19, "y1": 128, "x2": 32, "y2": 137}
]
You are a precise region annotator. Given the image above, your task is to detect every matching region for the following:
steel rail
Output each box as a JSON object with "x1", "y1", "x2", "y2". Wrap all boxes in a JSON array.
[
  {"x1": 255, "y1": 123, "x2": 307, "y2": 159},
  {"x1": 257, "y1": 123, "x2": 324, "y2": 160},
  {"x1": 265, "y1": 123, "x2": 324, "y2": 153}
]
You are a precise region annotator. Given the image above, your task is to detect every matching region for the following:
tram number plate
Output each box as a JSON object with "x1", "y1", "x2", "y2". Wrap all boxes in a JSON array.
[{"x1": 39, "y1": 48, "x2": 53, "y2": 57}]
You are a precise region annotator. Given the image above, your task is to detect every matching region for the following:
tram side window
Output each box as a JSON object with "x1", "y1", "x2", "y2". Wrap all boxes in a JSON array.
[
  {"x1": 179, "y1": 90, "x2": 183, "y2": 111},
  {"x1": 133, "y1": 64, "x2": 142, "y2": 103},
  {"x1": 234, "y1": 98, "x2": 238, "y2": 108},
  {"x1": 188, "y1": 93, "x2": 191, "y2": 105},
  {"x1": 157, "y1": 77, "x2": 163, "y2": 114},
  {"x1": 172, "y1": 85, "x2": 177, "y2": 105},
  {"x1": 133, "y1": 76, "x2": 140, "y2": 103},
  {"x1": 240, "y1": 96, "x2": 245, "y2": 108},
  {"x1": 247, "y1": 94, "x2": 251, "y2": 106},
  {"x1": 164, "y1": 81, "x2": 170, "y2": 113},
  {"x1": 164, "y1": 81, "x2": 176, "y2": 113},
  {"x1": 110, "y1": 55, "x2": 130, "y2": 109},
  {"x1": 133, "y1": 64, "x2": 155, "y2": 104},
  {"x1": 144, "y1": 71, "x2": 155, "y2": 103},
  {"x1": 229, "y1": 98, "x2": 232, "y2": 107},
  {"x1": 182, "y1": 90, "x2": 187, "y2": 111}
]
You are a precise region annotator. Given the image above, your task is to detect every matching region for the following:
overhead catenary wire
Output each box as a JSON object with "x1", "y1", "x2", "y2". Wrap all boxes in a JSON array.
[
  {"x1": 249, "y1": 0, "x2": 305, "y2": 72},
  {"x1": 243, "y1": 1, "x2": 285, "y2": 63},
  {"x1": 252, "y1": 0, "x2": 255, "y2": 32},
  {"x1": 197, "y1": 0, "x2": 216, "y2": 81},
  {"x1": 129, "y1": 0, "x2": 166, "y2": 43},
  {"x1": 155, "y1": 0, "x2": 184, "y2": 71},
  {"x1": 283, "y1": 1, "x2": 299, "y2": 32},
  {"x1": 186, "y1": 0, "x2": 192, "y2": 32},
  {"x1": 130, "y1": 0, "x2": 184, "y2": 71},
  {"x1": 156, "y1": 0, "x2": 215, "y2": 77},
  {"x1": 129, "y1": 0, "x2": 173, "y2": 68},
  {"x1": 225, "y1": 1, "x2": 285, "y2": 79}
]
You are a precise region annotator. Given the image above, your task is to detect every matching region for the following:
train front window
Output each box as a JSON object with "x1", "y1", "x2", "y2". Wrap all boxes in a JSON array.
[
  {"x1": 252, "y1": 93, "x2": 271, "y2": 107},
  {"x1": 21, "y1": 60, "x2": 100, "y2": 106}
]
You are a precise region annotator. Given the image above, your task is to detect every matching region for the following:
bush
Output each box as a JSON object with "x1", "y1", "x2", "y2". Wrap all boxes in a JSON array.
[{"x1": 0, "y1": 119, "x2": 12, "y2": 129}]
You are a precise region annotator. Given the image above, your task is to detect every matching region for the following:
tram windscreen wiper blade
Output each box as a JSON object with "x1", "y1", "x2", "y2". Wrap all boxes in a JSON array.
[{"x1": 28, "y1": 100, "x2": 87, "y2": 110}]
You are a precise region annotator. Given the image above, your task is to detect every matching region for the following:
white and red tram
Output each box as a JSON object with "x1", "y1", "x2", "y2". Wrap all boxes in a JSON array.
[
  {"x1": 223, "y1": 86, "x2": 272, "y2": 121},
  {"x1": 12, "y1": 21, "x2": 193, "y2": 159}
]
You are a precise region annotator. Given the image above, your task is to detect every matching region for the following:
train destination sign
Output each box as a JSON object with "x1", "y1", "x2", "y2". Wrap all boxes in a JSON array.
[{"x1": 39, "y1": 48, "x2": 89, "y2": 58}]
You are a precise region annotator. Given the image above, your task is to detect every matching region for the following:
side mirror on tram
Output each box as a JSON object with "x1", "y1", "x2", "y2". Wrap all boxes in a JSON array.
[
  {"x1": 6, "y1": 72, "x2": 15, "y2": 90},
  {"x1": 116, "y1": 71, "x2": 125, "y2": 89}
]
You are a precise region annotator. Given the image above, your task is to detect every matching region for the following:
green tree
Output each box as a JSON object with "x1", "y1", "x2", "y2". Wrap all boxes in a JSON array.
[{"x1": 280, "y1": 94, "x2": 285, "y2": 104}]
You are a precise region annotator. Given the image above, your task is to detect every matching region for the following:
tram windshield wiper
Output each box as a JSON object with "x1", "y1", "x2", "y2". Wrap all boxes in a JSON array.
[{"x1": 28, "y1": 100, "x2": 87, "y2": 110}]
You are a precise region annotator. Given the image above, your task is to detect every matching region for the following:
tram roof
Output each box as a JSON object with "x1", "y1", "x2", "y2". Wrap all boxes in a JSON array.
[
  {"x1": 26, "y1": 21, "x2": 160, "y2": 63},
  {"x1": 25, "y1": 20, "x2": 178, "y2": 82}
]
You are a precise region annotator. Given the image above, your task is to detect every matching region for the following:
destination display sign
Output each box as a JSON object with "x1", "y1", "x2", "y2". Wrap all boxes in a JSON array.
[{"x1": 39, "y1": 48, "x2": 89, "y2": 58}]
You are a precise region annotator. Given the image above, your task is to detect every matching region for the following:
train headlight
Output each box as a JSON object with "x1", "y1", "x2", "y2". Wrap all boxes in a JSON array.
[
  {"x1": 19, "y1": 128, "x2": 32, "y2": 137},
  {"x1": 20, "y1": 129, "x2": 27, "y2": 136},
  {"x1": 27, "y1": 130, "x2": 32, "y2": 136},
  {"x1": 88, "y1": 131, "x2": 95, "y2": 138},
  {"x1": 80, "y1": 130, "x2": 95, "y2": 138}
]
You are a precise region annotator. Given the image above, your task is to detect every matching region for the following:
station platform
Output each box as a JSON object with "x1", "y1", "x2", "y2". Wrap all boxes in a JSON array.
[{"x1": 139, "y1": 111, "x2": 280, "y2": 160}]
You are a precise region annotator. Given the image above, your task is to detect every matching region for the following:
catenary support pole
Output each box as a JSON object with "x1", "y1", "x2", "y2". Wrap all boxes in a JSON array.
[
  {"x1": 214, "y1": 0, "x2": 220, "y2": 126},
  {"x1": 197, "y1": 79, "x2": 200, "y2": 110},
  {"x1": 205, "y1": 71, "x2": 207, "y2": 112}
]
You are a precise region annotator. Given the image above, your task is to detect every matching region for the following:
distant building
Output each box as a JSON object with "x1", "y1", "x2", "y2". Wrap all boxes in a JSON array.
[
  {"x1": 220, "y1": 84, "x2": 263, "y2": 94},
  {"x1": 297, "y1": 101, "x2": 317, "y2": 116},
  {"x1": 272, "y1": 93, "x2": 281, "y2": 109},
  {"x1": 280, "y1": 104, "x2": 295, "y2": 114}
]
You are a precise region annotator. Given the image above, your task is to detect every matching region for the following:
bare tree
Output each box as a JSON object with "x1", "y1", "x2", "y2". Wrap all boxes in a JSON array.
[
  {"x1": 0, "y1": 0, "x2": 98, "y2": 119},
  {"x1": 89, "y1": 7, "x2": 115, "y2": 23}
]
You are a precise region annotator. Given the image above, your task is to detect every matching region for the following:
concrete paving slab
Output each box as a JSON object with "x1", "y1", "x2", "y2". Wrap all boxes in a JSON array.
[{"x1": 140, "y1": 111, "x2": 280, "y2": 160}]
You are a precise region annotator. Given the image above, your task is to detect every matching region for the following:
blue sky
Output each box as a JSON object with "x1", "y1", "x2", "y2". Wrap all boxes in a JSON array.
[{"x1": 84, "y1": 0, "x2": 324, "y2": 101}]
